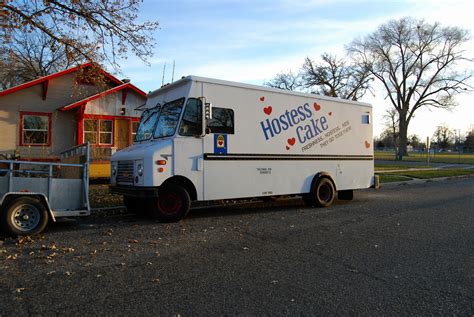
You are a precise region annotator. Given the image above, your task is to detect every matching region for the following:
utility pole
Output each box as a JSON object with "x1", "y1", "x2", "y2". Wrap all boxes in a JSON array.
[
  {"x1": 426, "y1": 136, "x2": 430, "y2": 167},
  {"x1": 458, "y1": 129, "x2": 461, "y2": 163}
]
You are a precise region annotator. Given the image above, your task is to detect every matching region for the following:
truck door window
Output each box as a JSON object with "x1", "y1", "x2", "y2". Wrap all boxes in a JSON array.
[
  {"x1": 154, "y1": 98, "x2": 185, "y2": 138},
  {"x1": 207, "y1": 107, "x2": 234, "y2": 134},
  {"x1": 179, "y1": 98, "x2": 202, "y2": 136}
]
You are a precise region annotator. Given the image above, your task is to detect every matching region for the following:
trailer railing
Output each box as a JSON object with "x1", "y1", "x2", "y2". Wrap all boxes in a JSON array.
[{"x1": 0, "y1": 143, "x2": 90, "y2": 210}]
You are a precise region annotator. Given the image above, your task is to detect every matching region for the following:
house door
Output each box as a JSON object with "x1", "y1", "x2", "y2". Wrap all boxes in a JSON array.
[{"x1": 115, "y1": 119, "x2": 130, "y2": 150}]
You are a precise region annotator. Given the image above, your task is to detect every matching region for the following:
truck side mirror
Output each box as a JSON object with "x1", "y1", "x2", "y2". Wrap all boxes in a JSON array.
[{"x1": 205, "y1": 103, "x2": 213, "y2": 120}]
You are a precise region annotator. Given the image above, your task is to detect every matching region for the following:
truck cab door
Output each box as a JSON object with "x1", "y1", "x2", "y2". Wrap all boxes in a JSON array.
[{"x1": 172, "y1": 98, "x2": 205, "y2": 200}]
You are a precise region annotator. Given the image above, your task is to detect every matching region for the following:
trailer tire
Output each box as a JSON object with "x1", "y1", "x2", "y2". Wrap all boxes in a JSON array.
[
  {"x1": 305, "y1": 177, "x2": 335, "y2": 208},
  {"x1": 1, "y1": 196, "x2": 49, "y2": 237},
  {"x1": 150, "y1": 185, "x2": 191, "y2": 223}
]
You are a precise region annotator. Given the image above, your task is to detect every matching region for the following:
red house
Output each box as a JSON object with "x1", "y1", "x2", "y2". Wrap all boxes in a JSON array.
[{"x1": 0, "y1": 63, "x2": 147, "y2": 177}]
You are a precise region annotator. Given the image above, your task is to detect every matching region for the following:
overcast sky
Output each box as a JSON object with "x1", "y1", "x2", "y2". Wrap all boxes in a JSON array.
[{"x1": 120, "y1": 0, "x2": 474, "y2": 138}]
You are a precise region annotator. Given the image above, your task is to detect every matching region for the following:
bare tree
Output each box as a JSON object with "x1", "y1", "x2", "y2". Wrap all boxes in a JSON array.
[
  {"x1": 302, "y1": 53, "x2": 373, "y2": 100},
  {"x1": 464, "y1": 129, "x2": 474, "y2": 149},
  {"x1": 0, "y1": 29, "x2": 82, "y2": 89},
  {"x1": 383, "y1": 108, "x2": 399, "y2": 153},
  {"x1": 1, "y1": 0, "x2": 159, "y2": 72},
  {"x1": 264, "y1": 70, "x2": 303, "y2": 91},
  {"x1": 348, "y1": 17, "x2": 472, "y2": 160},
  {"x1": 265, "y1": 53, "x2": 373, "y2": 99},
  {"x1": 408, "y1": 134, "x2": 424, "y2": 151},
  {"x1": 432, "y1": 125, "x2": 455, "y2": 150}
]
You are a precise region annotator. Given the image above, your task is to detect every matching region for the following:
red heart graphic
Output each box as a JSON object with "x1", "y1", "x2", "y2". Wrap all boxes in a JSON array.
[
  {"x1": 328, "y1": 112, "x2": 332, "y2": 116},
  {"x1": 288, "y1": 138, "x2": 296, "y2": 146},
  {"x1": 260, "y1": 96, "x2": 265, "y2": 102},
  {"x1": 263, "y1": 106, "x2": 272, "y2": 115},
  {"x1": 365, "y1": 140, "x2": 371, "y2": 148},
  {"x1": 286, "y1": 145, "x2": 290, "y2": 150},
  {"x1": 314, "y1": 103, "x2": 321, "y2": 111},
  {"x1": 218, "y1": 140, "x2": 223, "y2": 146}
]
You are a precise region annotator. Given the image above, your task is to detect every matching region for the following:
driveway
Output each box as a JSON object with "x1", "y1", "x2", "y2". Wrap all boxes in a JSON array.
[{"x1": 1, "y1": 177, "x2": 473, "y2": 315}]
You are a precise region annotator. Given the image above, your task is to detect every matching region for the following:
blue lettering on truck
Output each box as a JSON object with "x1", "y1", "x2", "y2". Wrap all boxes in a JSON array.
[{"x1": 259, "y1": 102, "x2": 328, "y2": 145}]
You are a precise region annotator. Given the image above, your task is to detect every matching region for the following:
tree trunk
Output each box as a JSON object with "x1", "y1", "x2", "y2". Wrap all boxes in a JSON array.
[{"x1": 397, "y1": 116, "x2": 408, "y2": 160}]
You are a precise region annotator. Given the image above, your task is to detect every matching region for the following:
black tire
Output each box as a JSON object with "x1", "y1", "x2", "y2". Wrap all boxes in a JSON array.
[
  {"x1": 305, "y1": 177, "x2": 335, "y2": 208},
  {"x1": 1, "y1": 196, "x2": 49, "y2": 237},
  {"x1": 338, "y1": 190, "x2": 354, "y2": 201},
  {"x1": 123, "y1": 196, "x2": 148, "y2": 216},
  {"x1": 150, "y1": 185, "x2": 191, "y2": 223}
]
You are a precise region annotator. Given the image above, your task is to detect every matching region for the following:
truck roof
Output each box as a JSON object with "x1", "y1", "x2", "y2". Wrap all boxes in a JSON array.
[{"x1": 148, "y1": 75, "x2": 372, "y2": 108}]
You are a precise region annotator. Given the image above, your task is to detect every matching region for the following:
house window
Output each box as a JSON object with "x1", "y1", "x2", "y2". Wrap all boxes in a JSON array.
[
  {"x1": 20, "y1": 112, "x2": 51, "y2": 146},
  {"x1": 84, "y1": 119, "x2": 113, "y2": 145}
]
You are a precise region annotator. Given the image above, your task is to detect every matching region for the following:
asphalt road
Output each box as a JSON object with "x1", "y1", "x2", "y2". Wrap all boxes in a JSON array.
[{"x1": 1, "y1": 177, "x2": 473, "y2": 316}]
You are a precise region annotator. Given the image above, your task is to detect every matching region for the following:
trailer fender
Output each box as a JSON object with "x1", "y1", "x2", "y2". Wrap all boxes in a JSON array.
[{"x1": 0, "y1": 193, "x2": 56, "y2": 222}]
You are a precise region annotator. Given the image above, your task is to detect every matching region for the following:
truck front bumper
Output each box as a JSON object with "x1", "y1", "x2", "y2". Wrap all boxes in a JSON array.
[{"x1": 109, "y1": 185, "x2": 160, "y2": 198}]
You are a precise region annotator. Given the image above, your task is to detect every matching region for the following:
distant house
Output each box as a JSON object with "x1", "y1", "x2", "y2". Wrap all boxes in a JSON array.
[{"x1": 0, "y1": 63, "x2": 146, "y2": 177}]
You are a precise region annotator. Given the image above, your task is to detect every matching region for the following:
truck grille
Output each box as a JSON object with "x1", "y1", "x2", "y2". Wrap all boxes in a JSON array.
[{"x1": 117, "y1": 161, "x2": 134, "y2": 184}]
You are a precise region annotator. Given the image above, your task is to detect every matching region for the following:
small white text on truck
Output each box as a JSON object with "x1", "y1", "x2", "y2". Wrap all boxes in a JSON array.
[{"x1": 110, "y1": 76, "x2": 376, "y2": 222}]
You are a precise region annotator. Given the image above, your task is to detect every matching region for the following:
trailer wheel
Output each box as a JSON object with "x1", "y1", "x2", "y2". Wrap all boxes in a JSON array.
[
  {"x1": 150, "y1": 185, "x2": 191, "y2": 223},
  {"x1": 305, "y1": 177, "x2": 335, "y2": 208},
  {"x1": 1, "y1": 196, "x2": 49, "y2": 237}
]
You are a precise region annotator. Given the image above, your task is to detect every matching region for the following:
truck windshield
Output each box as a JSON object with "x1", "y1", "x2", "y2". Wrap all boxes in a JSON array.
[
  {"x1": 153, "y1": 98, "x2": 185, "y2": 138},
  {"x1": 134, "y1": 106, "x2": 161, "y2": 142}
]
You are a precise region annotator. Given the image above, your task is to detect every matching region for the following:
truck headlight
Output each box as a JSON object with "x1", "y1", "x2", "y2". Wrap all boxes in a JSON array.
[
  {"x1": 111, "y1": 162, "x2": 117, "y2": 177},
  {"x1": 137, "y1": 163, "x2": 143, "y2": 176}
]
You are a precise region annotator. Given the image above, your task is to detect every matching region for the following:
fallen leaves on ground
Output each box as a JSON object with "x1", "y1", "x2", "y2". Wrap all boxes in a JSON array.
[{"x1": 89, "y1": 184, "x2": 123, "y2": 208}]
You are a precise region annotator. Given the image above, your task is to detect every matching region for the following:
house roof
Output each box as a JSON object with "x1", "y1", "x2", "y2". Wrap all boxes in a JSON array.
[
  {"x1": 59, "y1": 82, "x2": 145, "y2": 111},
  {"x1": 0, "y1": 62, "x2": 146, "y2": 98}
]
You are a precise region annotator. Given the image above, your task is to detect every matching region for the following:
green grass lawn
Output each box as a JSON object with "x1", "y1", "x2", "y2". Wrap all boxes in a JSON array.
[
  {"x1": 375, "y1": 164, "x2": 430, "y2": 171},
  {"x1": 375, "y1": 151, "x2": 474, "y2": 164},
  {"x1": 378, "y1": 175, "x2": 414, "y2": 183},
  {"x1": 382, "y1": 168, "x2": 474, "y2": 179}
]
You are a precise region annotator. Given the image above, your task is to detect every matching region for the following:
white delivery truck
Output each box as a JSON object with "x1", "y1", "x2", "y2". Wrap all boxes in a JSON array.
[{"x1": 110, "y1": 76, "x2": 376, "y2": 222}]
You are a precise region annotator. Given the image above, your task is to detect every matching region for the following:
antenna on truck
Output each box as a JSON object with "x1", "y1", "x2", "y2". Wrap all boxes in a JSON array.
[
  {"x1": 172, "y1": 60, "x2": 175, "y2": 82},
  {"x1": 161, "y1": 63, "x2": 166, "y2": 86}
]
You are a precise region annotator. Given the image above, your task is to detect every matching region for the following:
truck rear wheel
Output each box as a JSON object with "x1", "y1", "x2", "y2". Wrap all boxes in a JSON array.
[
  {"x1": 1, "y1": 196, "x2": 49, "y2": 237},
  {"x1": 305, "y1": 177, "x2": 335, "y2": 208},
  {"x1": 150, "y1": 185, "x2": 191, "y2": 223}
]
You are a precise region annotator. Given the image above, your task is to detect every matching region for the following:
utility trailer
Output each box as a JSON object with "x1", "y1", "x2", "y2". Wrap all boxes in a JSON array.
[
  {"x1": 0, "y1": 143, "x2": 90, "y2": 236},
  {"x1": 110, "y1": 76, "x2": 377, "y2": 222}
]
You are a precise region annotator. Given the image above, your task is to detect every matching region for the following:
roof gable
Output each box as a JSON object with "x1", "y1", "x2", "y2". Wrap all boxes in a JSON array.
[
  {"x1": 0, "y1": 63, "x2": 143, "y2": 98},
  {"x1": 59, "y1": 83, "x2": 146, "y2": 111}
]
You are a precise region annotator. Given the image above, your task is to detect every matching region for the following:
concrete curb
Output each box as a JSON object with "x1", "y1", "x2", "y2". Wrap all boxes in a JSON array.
[{"x1": 379, "y1": 173, "x2": 474, "y2": 187}]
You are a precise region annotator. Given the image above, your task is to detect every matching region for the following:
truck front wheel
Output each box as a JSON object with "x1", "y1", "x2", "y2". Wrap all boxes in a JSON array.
[
  {"x1": 1, "y1": 196, "x2": 49, "y2": 237},
  {"x1": 150, "y1": 185, "x2": 191, "y2": 223}
]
